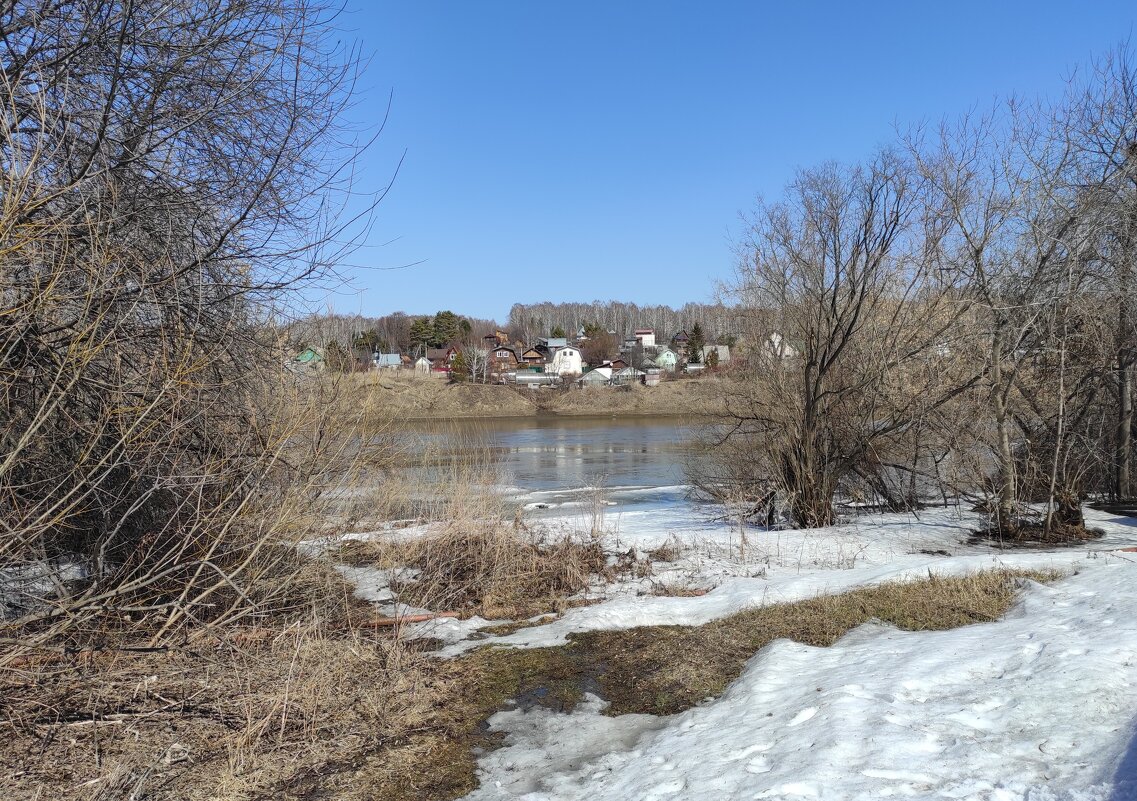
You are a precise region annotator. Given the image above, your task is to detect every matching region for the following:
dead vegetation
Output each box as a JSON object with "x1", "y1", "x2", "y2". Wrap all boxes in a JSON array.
[
  {"x1": 1, "y1": 568, "x2": 1058, "y2": 801},
  {"x1": 346, "y1": 521, "x2": 612, "y2": 619}
]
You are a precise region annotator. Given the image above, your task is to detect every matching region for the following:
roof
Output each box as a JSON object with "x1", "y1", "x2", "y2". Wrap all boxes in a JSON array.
[
  {"x1": 634, "y1": 329, "x2": 654, "y2": 335},
  {"x1": 426, "y1": 348, "x2": 449, "y2": 360},
  {"x1": 538, "y1": 337, "x2": 568, "y2": 348},
  {"x1": 294, "y1": 347, "x2": 323, "y2": 363},
  {"x1": 374, "y1": 353, "x2": 401, "y2": 367}
]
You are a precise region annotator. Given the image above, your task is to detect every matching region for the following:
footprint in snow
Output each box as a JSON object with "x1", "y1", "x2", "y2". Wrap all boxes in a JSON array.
[
  {"x1": 724, "y1": 742, "x2": 773, "y2": 761},
  {"x1": 746, "y1": 757, "x2": 773, "y2": 774},
  {"x1": 645, "y1": 778, "x2": 686, "y2": 796},
  {"x1": 788, "y1": 707, "x2": 818, "y2": 726}
]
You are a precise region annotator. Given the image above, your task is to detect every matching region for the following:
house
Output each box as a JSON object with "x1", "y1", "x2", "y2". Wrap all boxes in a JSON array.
[
  {"x1": 549, "y1": 344, "x2": 582, "y2": 376},
  {"x1": 671, "y1": 330, "x2": 690, "y2": 357},
  {"x1": 654, "y1": 347, "x2": 678, "y2": 372},
  {"x1": 701, "y1": 344, "x2": 731, "y2": 365},
  {"x1": 414, "y1": 355, "x2": 431, "y2": 374},
  {"x1": 520, "y1": 347, "x2": 545, "y2": 368},
  {"x1": 490, "y1": 345, "x2": 519, "y2": 373},
  {"x1": 292, "y1": 347, "x2": 324, "y2": 370},
  {"x1": 373, "y1": 353, "x2": 402, "y2": 370},
  {"x1": 578, "y1": 367, "x2": 612, "y2": 387},
  {"x1": 426, "y1": 347, "x2": 458, "y2": 371},
  {"x1": 634, "y1": 329, "x2": 656, "y2": 348},
  {"x1": 611, "y1": 366, "x2": 646, "y2": 386},
  {"x1": 483, "y1": 330, "x2": 511, "y2": 348},
  {"x1": 767, "y1": 332, "x2": 799, "y2": 359},
  {"x1": 644, "y1": 368, "x2": 662, "y2": 387}
]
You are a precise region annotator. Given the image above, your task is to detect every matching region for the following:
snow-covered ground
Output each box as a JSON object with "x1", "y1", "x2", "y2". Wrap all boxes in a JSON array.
[
  {"x1": 448, "y1": 494, "x2": 1137, "y2": 800},
  {"x1": 327, "y1": 480, "x2": 1137, "y2": 800},
  {"x1": 466, "y1": 564, "x2": 1137, "y2": 800}
]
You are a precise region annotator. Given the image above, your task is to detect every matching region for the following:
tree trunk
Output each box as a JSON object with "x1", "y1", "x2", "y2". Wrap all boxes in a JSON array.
[
  {"x1": 1118, "y1": 361, "x2": 1132, "y2": 499},
  {"x1": 990, "y1": 337, "x2": 1016, "y2": 532}
]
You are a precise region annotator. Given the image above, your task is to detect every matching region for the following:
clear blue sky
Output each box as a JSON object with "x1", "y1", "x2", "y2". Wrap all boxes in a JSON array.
[{"x1": 330, "y1": 1, "x2": 1136, "y2": 322}]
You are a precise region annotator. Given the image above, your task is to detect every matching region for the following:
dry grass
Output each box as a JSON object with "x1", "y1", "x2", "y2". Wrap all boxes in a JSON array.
[
  {"x1": 1, "y1": 617, "x2": 452, "y2": 801},
  {"x1": 357, "y1": 568, "x2": 1065, "y2": 801},
  {"x1": 340, "y1": 370, "x2": 725, "y2": 421},
  {"x1": 345, "y1": 521, "x2": 612, "y2": 619},
  {"x1": 569, "y1": 568, "x2": 1065, "y2": 716},
  {"x1": 2, "y1": 568, "x2": 1064, "y2": 801}
]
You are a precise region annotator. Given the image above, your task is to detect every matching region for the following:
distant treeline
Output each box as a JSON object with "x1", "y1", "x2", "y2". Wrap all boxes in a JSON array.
[
  {"x1": 506, "y1": 301, "x2": 738, "y2": 344},
  {"x1": 285, "y1": 311, "x2": 499, "y2": 354},
  {"x1": 287, "y1": 301, "x2": 739, "y2": 355}
]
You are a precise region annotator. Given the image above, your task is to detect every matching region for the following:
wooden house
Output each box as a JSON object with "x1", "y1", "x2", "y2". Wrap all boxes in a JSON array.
[{"x1": 520, "y1": 347, "x2": 545, "y2": 367}]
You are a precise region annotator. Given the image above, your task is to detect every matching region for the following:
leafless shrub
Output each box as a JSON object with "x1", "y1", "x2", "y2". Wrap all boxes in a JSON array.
[{"x1": 0, "y1": 0, "x2": 381, "y2": 657}]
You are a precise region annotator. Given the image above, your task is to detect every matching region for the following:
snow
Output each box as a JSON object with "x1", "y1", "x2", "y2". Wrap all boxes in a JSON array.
[
  {"x1": 463, "y1": 564, "x2": 1137, "y2": 801},
  {"x1": 323, "y1": 476, "x2": 1137, "y2": 799},
  {"x1": 433, "y1": 505, "x2": 1133, "y2": 656}
]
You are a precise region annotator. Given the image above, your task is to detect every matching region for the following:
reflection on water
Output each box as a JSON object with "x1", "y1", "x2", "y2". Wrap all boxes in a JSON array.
[{"x1": 407, "y1": 416, "x2": 700, "y2": 518}]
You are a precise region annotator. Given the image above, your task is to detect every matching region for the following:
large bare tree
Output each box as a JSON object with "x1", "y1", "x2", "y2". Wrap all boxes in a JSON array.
[{"x1": 0, "y1": 0, "x2": 372, "y2": 646}]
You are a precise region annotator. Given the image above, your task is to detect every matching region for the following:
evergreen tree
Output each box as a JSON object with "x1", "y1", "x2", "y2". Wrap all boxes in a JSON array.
[
  {"x1": 550, "y1": 325, "x2": 566, "y2": 338},
  {"x1": 449, "y1": 350, "x2": 468, "y2": 382},
  {"x1": 432, "y1": 310, "x2": 462, "y2": 346},
  {"x1": 409, "y1": 317, "x2": 433, "y2": 353},
  {"x1": 688, "y1": 322, "x2": 706, "y2": 363}
]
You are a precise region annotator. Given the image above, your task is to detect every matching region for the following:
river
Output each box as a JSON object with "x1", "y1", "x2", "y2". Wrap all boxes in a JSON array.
[{"x1": 407, "y1": 416, "x2": 717, "y2": 540}]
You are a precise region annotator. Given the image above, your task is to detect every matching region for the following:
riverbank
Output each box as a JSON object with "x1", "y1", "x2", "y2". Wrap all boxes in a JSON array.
[{"x1": 354, "y1": 372, "x2": 727, "y2": 421}]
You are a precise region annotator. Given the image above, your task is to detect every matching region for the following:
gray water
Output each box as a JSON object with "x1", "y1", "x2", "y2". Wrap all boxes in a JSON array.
[{"x1": 409, "y1": 416, "x2": 702, "y2": 517}]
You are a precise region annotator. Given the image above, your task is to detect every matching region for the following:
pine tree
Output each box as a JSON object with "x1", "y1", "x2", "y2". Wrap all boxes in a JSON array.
[
  {"x1": 409, "y1": 317, "x2": 433, "y2": 354},
  {"x1": 688, "y1": 322, "x2": 706, "y2": 363},
  {"x1": 432, "y1": 310, "x2": 462, "y2": 346}
]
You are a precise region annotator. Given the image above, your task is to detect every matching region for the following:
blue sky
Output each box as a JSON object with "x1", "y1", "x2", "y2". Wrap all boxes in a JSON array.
[{"x1": 330, "y1": 1, "x2": 1136, "y2": 322}]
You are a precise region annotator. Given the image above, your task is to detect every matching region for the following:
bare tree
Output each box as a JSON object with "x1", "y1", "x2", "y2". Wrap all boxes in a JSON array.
[
  {"x1": 715, "y1": 151, "x2": 966, "y2": 527},
  {"x1": 0, "y1": 0, "x2": 375, "y2": 650}
]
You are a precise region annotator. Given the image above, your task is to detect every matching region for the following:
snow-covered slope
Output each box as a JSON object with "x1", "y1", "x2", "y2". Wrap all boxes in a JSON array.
[{"x1": 465, "y1": 563, "x2": 1137, "y2": 800}]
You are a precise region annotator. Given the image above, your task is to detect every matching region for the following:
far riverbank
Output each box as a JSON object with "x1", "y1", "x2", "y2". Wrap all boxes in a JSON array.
[{"x1": 349, "y1": 372, "x2": 727, "y2": 421}]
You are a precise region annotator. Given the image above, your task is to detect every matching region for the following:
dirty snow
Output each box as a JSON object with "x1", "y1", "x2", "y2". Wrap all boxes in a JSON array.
[{"x1": 324, "y1": 479, "x2": 1137, "y2": 799}]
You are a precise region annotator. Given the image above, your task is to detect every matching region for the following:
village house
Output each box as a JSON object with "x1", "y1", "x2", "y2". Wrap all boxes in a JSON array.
[
  {"x1": 634, "y1": 328, "x2": 656, "y2": 348},
  {"x1": 670, "y1": 330, "x2": 690, "y2": 358},
  {"x1": 483, "y1": 329, "x2": 511, "y2": 348},
  {"x1": 414, "y1": 355, "x2": 431, "y2": 374},
  {"x1": 654, "y1": 347, "x2": 679, "y2": 372},
  {"x1": 548, "y1": 344, "x2": 583, "y2": 375},
  {"x1": 767, "y1": 332, "x2": 799, "y2": 359},
  {"x1": 519, "y1": 347, "x2": 545, "y2": 368},
  {"x1": 291, "y1": 347, "x2": 324, "y2": 371},
  {"x1": 372, "y1": 353, "x2": 402, "y2": 370},
  {"x1": 490, "y1": 345, "x2": 519, "y2": 373},
  {"x1": 426, "y1": 347, "x2": 458, "y2": 371}
]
